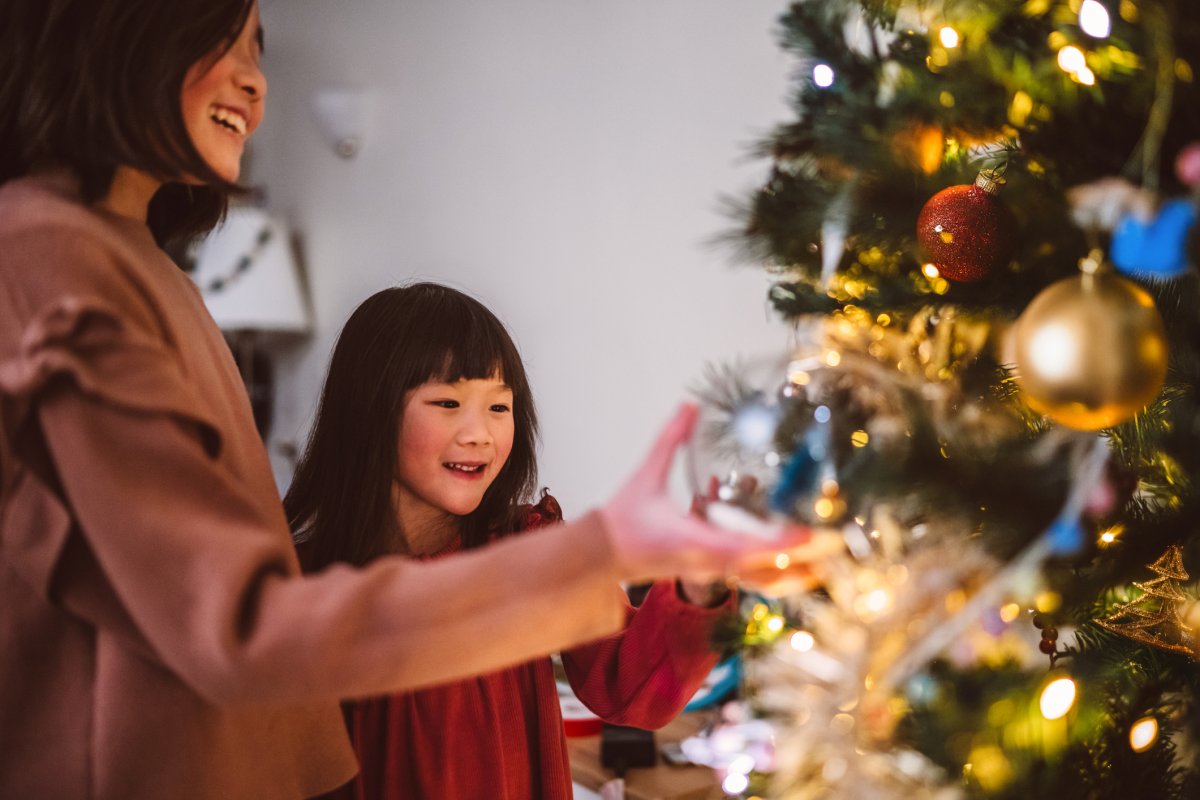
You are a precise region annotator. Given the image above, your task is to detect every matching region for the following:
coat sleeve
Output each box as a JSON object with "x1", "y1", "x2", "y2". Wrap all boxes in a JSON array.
[
  {"x1": 36, "y1": 391, "x2": 626, "y2": 705},
  {"x1": 561, "y1": 580, "x2": 735, "y2": 730},
  {"x1": 0, "y1": 232, "x2": 626, "y2": 707}
]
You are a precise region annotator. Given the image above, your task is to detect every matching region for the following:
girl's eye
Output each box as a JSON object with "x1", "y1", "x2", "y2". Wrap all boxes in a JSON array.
[
  {"x1": 490, "y1": 404, "x2": 511, "y2": 413},
  {"x1": 431, "y1": 400, "x2": 459, "y2": 409}
]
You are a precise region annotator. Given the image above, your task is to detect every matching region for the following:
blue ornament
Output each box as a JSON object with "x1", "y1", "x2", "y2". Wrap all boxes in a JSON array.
[
  {"x1": 1110, "y1": 198, "x2": 1197, "y2": 280},
  {"x1": 770, "y1": 444, "x2": 819, "y2": 512},
  {"x1": 683, "y1": 656, "x2": 741, "y2": 712},
  {"x1": 770, "y1": 407, "x2": 833, "y2": 512},
  {"x1": 1045, "y1": 514, "x2": 1085, "y2": 556},
  {"x1": 905, "y1": 674, "x2": 939, "y2": 707}
]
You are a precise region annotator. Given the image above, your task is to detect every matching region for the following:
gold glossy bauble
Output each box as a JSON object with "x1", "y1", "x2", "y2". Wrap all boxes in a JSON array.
[{"x1": 1012, "y1": 270, "x2": 1168, "y2": 430}]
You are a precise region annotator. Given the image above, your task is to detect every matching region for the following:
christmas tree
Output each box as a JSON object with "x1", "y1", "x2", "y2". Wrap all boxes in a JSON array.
[{"x1": 695, "y1": 1, "x2": 1200, "y2": 797}]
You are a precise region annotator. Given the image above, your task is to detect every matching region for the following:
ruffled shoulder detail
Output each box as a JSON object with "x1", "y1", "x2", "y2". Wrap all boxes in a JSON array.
[
  {"x1": 0, "y1": 295, "x2": 223, "y2": 601},
  {"x1": 0, "y1": 294, "x2": 222, "y2": 458},
  {"x1": 510, "y1": 489, "x2": 564, "y2": 534}
]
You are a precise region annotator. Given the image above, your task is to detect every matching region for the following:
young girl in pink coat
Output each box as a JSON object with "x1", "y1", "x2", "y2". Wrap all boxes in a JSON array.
[{"x1": 287, "y1": 283, "x2": 734, "y2": 799}]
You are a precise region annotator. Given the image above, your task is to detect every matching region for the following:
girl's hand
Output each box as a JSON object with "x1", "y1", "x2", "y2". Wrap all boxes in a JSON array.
[{"x1": 600, "y1": 403, "x2": 812, "y2": 585}]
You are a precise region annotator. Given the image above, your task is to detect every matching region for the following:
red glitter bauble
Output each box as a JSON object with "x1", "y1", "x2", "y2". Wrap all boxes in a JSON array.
[{"x1": 916, "y1": 171, "x2": 1016, "y2": 282}]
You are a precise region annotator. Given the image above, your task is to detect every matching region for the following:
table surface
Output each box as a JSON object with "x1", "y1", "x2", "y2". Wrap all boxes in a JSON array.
[{"x1": 567, "y1": 713, "x2": 724, "y2": 800}]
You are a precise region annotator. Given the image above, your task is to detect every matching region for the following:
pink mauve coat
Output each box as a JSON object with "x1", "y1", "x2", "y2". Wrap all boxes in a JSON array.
[{"x1": 0, "y1": 173, "x2": 628, "y2": 799}]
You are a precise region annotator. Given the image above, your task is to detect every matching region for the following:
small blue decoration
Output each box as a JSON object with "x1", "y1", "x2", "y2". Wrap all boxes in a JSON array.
[
  {"x1": 905, "y1": 674, "x2": 939, "y2": 707},
  {"x1": 1110, "y1": 198, "x2": 1197, "y2": 281},
  {"x1": 770, "y1": 409, "x2": 832, "y2": 512},
  {"x1": 770, "y1": 444, "x2": 819, "y2": 512},
  {"x1": 1045, "y1": 514, "x2": 1086, "y2": 556},
  {"x1": 683, "y1": 656, "x2": 741, "y2": 712}
]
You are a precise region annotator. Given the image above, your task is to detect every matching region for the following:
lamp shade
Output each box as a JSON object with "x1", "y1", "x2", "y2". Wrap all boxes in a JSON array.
[{"x1": 191, "y1": 206, "x2": 311, "y2": 333}]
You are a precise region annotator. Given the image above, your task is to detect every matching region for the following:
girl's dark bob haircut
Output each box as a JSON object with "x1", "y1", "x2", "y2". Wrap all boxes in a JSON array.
[
  {"x1": 286, "y1": 283, "x2": 540, "y2": 571},
  {"x1": 0, "y1": 0, "x2": 258, "y2": 247}
]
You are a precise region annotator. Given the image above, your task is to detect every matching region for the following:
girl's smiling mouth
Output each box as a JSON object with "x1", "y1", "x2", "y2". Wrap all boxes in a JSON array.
[
  {"x1": 444, "y1": 462, "x2": 486, "y2": 475},
  {"x1": 210, "y1": 104, "x2": 248, "y2": 136}
]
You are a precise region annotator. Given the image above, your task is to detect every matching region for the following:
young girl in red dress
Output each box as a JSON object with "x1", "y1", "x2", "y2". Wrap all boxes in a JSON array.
[{"x1": 287, "y1": 283, "x2": 734, "y2": 800}]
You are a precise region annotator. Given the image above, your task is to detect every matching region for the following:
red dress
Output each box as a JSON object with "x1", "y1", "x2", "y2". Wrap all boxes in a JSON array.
[{"x1": 322, "y1": 495, "x2": 731, "y2": 799}]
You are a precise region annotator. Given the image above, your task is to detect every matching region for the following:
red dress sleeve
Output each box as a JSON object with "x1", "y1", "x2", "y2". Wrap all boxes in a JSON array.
[
  {"x1": 517, "y1": 494, "x2": 735, "y2": 730},
  {"x1": 561, "y1": 581, "x2": 733, "y2": 729}
]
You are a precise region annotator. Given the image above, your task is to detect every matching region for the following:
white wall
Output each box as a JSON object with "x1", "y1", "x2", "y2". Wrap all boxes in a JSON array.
[{"x1": 253, "y1": 0, "x2": 795, "y2": 513}]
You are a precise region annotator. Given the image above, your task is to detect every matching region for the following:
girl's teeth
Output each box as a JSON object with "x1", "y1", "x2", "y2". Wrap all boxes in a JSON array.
[
  {"x1": 210, "y1": 107, "x2": 247, "y2": 135},
  {"x1": 446, "y1": 463, "x2": 483, "y2": 473}
]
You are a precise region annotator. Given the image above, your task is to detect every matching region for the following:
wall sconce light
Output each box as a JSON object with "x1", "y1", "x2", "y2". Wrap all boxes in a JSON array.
[{"x1": 311, "y1": 86, "x2": 372, "y2": 159}]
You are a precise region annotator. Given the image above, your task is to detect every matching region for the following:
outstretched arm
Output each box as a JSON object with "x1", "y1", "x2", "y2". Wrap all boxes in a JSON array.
[{"x1": 35, "y1": 386, "x2": 628, "y2": 704}]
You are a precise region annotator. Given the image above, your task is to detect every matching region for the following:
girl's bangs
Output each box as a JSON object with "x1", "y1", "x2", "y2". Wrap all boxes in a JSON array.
[{"x1": 426, "y1": 322, "x2": 516, "y2": 386}]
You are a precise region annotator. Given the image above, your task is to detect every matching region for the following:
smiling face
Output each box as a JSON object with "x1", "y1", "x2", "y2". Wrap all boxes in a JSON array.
[
  {"x1": 180, "y1": 1, "x2": 266, "y2": 183},
  {"x1": 393, "y1": 375, "x2": 516, "y2": 539}
]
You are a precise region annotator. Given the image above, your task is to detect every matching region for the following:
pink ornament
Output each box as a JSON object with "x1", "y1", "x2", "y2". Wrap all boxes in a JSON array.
[
  {"x1": 1083, "y1": 476, "x2": 1116, "y2": 518},
  {"x1": 1175, "y1": 142, "x2": 1200, "y2": 188}
]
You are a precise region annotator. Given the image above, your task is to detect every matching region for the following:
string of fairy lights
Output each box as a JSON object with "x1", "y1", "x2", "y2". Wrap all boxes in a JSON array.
[{"x1": 809, "y1": 0, "x2": 1118, "y2": 93}]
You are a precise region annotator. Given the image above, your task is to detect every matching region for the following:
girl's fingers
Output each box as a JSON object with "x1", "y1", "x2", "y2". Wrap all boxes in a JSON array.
[
  {"x1": 634, "y1": 403, "x2": 699, "y2": 489},
  {"x1": 674, "y1": 521, "x2": 821, "y2": 580},
  {"x1": 735, "y1": 565, "x2": 821, "y2": 597}
]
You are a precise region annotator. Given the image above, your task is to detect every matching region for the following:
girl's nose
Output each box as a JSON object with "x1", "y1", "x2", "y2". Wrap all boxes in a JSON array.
[
  {"x1": 456, "y1": 412, "x2": 494, "y2": 446},
  {"x1": 236, "y1": 59, "x2": 268, "y2": 102}
]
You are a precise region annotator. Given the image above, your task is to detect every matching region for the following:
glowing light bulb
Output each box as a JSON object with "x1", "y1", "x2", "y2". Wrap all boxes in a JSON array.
[
  {"x1": 1039, "y1": 677, "x2": 1077, "y2": 720},
  {"x1": 1129, "y1": 716, "x2": 1159, "y2": 752},
  {"x1": 723, "y1": 772, "x2": 750, "y2": 795},
  {"x1": 854, "y1": 587, "x2": 893, "y2": 621},
  {"x1": 922, "y1": 262, "x2": 941, "y2": 279},
  {"x1": 766, "y1": 615, "x2": 785, "y2": 633},
  {"x1": 866, "y1": 589, "x2": 890, "y2": 613},
  {"x1": 728, "y1": 754, "x2": 755, "y2": 775},
  {"x1": 1074, "y1": 66, "x2": 1096, "y2": 85},
  {"x1": 791, "y1": 631, "x2": 815, "y2": 652},
  {"x1": 1036, "y1": 591, "x2": 1062, "y2": 614},
  {"x1": 1057, "y1": 46, "x2": 1087, "y2": 75},
  {"x1": 731, "y1": 403, "x2": 778, "y2": 452},
  {"x1": 1080, "y1": 0, "x2": 1112, "y2": 39},
  {"x1": 939, "y1": 26, "x2": 960, "y2": 48},
  {"x1": 813, "y1": 63, "x2": 835, "y2": 87},
  {"x1": 775, "y1": 552, "x2": 791, "y2": 569}
]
